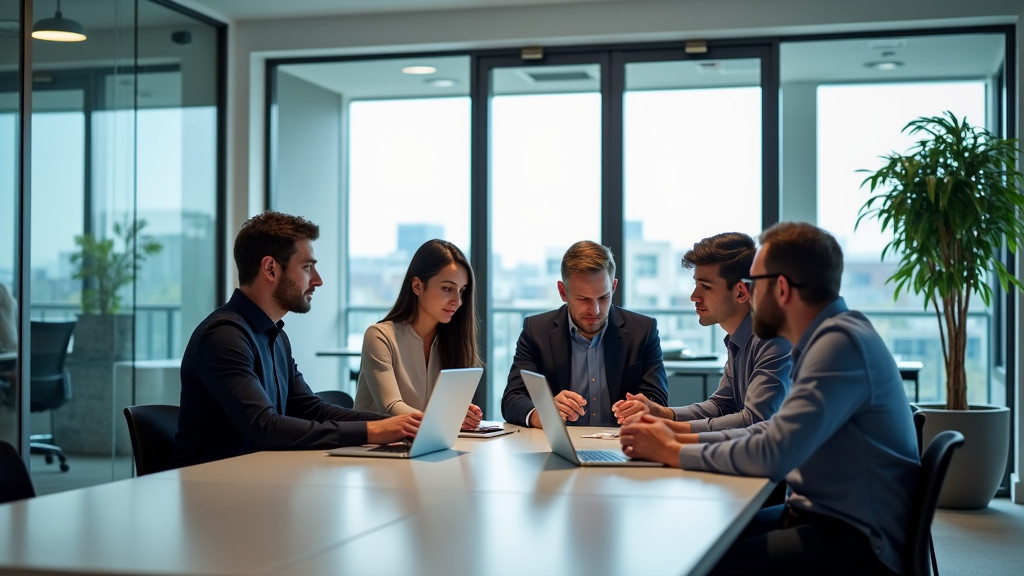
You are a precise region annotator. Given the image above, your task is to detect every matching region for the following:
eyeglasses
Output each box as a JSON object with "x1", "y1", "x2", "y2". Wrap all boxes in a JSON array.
[{"x1": 741, "y1": 273, "x2": 805, "y2": 288}]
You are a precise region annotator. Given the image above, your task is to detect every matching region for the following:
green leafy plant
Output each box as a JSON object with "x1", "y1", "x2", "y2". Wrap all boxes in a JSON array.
[
  {"x1": 70, "y1": 218, "x2": 163, "y2": 315},
  {"x1": 857, "y1": 111, "x2": 1024, "y2": 410}
]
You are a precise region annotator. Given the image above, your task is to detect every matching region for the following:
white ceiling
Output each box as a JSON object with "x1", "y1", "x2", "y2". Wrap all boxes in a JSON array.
[
  {"x1": 14, "y1": 2, "x2": 1008, "y2": 102},
  {"x1": 179, "y1": 0, "x2": 621, "y2": 23},
  {"x1": 180, "y1": 0, "x2": 1007, "y2": 97}
]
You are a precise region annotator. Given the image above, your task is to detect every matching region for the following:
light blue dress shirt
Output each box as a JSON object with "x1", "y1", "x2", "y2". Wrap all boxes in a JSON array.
[
  {"x1": 673, "y1": 313, "x2": 791, "y2": 431},
  {"x1": 565, "y1": 315, "x2": 612, "y2": 426}
]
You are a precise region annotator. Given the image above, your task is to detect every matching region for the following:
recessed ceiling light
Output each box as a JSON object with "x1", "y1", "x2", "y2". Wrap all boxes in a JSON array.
[
  {"x1": 864, "y1": 60, "x2": 904, "y2": 71},
  {"x1": 402, "y1": 66, "x2": 436, "y2": 75},
  {"x1": 425, "y1": 78, "x2": 456, "y2": 88}
]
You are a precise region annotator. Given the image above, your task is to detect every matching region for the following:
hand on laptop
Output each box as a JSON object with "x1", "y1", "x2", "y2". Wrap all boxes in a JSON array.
[
  {"x1": 367, "y1": 412, "x2": 422, "y2": 444},
  {"x1": 613, "y1": 392, "x2": 675, "y2": 424},
  {"x1": 461, "y1": 403, "x2": 484, "y2": 431},
  {"x1": 554, "y1": 390, "x2": 587, "y2": 422}
]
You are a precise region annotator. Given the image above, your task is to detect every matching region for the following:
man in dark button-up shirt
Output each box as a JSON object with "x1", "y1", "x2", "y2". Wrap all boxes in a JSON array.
[{"x1": 170, "y1": 211, "x2": 420, "y2": 468}]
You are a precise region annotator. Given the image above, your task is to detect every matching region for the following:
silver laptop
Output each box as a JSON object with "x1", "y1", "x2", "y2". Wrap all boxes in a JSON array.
[
  {"x1": 522, "y1": 369, "x2": 662, "y2": 467},
  {"x1": 326, "y1": 367, "x2": 483, "y2": 459}
]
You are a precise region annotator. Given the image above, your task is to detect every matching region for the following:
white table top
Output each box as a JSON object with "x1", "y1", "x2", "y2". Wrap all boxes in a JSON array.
[{"x1": 0, "y1": 426, "x2": 774, "y2": 576}]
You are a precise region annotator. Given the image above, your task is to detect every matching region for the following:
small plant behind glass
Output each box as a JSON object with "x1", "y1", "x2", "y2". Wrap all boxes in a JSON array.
[{"x1": 70, "y1": 218, "x2": 163, "y2": 315}]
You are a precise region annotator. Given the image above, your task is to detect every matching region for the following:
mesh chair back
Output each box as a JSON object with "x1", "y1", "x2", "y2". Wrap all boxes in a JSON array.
[{"x1": 29, "y1": 321, "x2": 76, "y2": 411}]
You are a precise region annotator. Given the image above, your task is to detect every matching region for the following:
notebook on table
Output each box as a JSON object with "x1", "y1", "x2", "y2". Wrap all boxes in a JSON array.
[
  {"x1": 521, "y1": 369, "x2": 662, "y2": 467},
  {"x1": 458, "y1": 420, "x2": 516, "y2": 438},
  {"x1": 326, "y1": 367, "x2": 483, "y2": 459}
]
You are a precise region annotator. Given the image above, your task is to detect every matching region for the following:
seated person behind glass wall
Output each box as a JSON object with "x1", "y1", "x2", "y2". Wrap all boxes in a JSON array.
[
  {"x1": 620, "y1": 222, "x2": 919, "y2": 575},
  {"x1": 612, "y1": 232, "x2": 791, "y2": 431},
  {"x1": 502, "y1": 240, "x2": 668, "y2": 428},
  {"x1": 354, "y1": 239, "x2": 484, "y2": 430},
  {"x1": 170, "y1": 211, "x2": 421, "y2": 468},
  {"x1": 0, "y1": 284, "x2": 16, "y2": 354}
]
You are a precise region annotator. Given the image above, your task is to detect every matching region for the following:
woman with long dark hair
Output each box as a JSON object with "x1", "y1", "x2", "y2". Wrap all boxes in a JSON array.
[{"x1": 354, "y1": 239, "x2": 483, "y2": 429}]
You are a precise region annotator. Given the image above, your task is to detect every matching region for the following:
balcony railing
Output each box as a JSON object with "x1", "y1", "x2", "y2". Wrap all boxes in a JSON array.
[
  {"x1": 31, "y1": 302, "x2": 182, "y2": 360},
  {"x1": 347, "y1": 304, "x2": 997, "y2": 417}
]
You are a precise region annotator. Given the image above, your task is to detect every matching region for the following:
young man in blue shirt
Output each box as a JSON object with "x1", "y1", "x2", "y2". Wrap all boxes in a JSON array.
[
  {"x1": 620, "y1": 222, "x2": 919, "y2": 575},
  {"x1": 612, "y1": 232, "x2": 791, "y2": 432}
]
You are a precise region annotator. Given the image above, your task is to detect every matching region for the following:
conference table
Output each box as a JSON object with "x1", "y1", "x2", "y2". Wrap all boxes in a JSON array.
[{"x1": 0, "y1": 425, "x2": 774, "y2": 576}]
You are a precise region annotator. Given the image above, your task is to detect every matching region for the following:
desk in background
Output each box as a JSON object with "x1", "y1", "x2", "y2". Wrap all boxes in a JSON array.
[
  {"x1": 114, "y1": 358, "x2": 182, "y2": 406},
  {"x1": 666, "y1": 357, "x2": 924, "y2": 402},
  {"x1": 314, "y1": 348, "x2": 363, "y2": 358},
  {"x1": 315, "y1": 348, "x2": 363, "y2": 389},
  {"x1": 0, "y1": 426, "x2": 774, "y2": 576}
]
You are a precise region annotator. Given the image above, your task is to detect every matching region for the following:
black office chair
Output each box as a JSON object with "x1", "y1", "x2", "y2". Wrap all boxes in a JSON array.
[
  {"x1": 0, "y1": 440, "x2": 36, "y2": 504},
  {"x1": 909, "y1": 407, "x2": 933, "y2": 572},
  {"x1": 315, "y1": 389, "x2": 355, "y2": 409},
  {"x1": 904, "y1": 430, "x2": 965, "y2": 576},
  {"x1": 123, "y1": 404, "x2": 180, "y2": 476},
  {"x1": 30, "y1": 321, "x2": 76, "y2": 473},
  {"x1": 912, "y1": 408, "x2": 927, "y2": 455}
]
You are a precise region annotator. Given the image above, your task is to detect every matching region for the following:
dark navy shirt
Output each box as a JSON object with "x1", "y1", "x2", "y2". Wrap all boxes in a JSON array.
[{"x1": 170, "y1": 289, "x2": 383, "y2": 468}]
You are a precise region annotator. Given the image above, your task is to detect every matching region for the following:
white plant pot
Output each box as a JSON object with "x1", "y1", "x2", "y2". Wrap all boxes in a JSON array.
[{"x1": 915, "y1": 403, "x2": 1010, "y2": 509}]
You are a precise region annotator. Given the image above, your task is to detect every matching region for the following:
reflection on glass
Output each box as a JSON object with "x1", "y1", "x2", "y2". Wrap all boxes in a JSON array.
[
  {"x1": 623, "y1": 59, "x2": 762, "y2": 357},
  {"x1": 0, "y1": 0, "x2": 19, "y2": 449},
  {"x1": 17, "y1": 0, "x2": 222, "y2": 492}
]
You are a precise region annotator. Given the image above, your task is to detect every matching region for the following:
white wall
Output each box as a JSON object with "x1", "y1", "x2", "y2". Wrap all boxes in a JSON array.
[{"x1": 273, "y1": 72, "x2": 346, "y2": 392}]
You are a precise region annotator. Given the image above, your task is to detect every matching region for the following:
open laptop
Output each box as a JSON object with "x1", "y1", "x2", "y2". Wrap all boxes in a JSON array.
[
  {"x1": 522, "y1": 369, "x2": 662, "y2": 467},
  {"x1": 326, "y1": 367, "x2": 483, "y2": 459}
]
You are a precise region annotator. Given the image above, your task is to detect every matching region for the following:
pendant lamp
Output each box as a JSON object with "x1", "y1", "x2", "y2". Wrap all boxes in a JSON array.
[{"x1": 32, "y1": 0, "x2": 87, "y2": 42}]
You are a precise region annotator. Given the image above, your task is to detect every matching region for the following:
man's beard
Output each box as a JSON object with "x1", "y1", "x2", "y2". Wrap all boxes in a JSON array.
[
  {"x1": 752, "y1": 294, "x2": 783, "y2": 340},
  {"x1": 274, "y1": 275, "x2": 311, "y2": 314}
]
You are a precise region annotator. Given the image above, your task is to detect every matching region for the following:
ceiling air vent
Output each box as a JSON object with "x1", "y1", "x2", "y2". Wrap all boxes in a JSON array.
[{"x1": 523, "y1": 70, "x2": 593, "y2": 82}]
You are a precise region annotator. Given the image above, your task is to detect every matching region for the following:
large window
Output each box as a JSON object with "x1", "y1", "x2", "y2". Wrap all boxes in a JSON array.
[
  {"x1": 486, "y1": 63, "x2": 604, "y2": 417},
  {"x1": 781, "y1": 32, "x2": 1006, "y2": 405},
  {"x1": 269, "y1": 30, "x2": 1011, "y2": 419},
  {"x1": 623, "y1": 58, "x2": 763, "y2": 357},
  {"x1": 271, "y1": 55, "x2": 472, "y2": 395},
  {"x1": 817, "y1": 81, "x2": 989, "y2": 404}
]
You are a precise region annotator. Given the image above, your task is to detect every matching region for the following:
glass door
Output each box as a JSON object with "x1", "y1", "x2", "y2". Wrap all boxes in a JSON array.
[
  {"x1": 620, "y1": 47, "x2": 770, "y2": 365},
  {"x1": 477, "y1": 46, "x2": 771, "y2": 415},
  {"x1": 478, "y1": 53, "x2": 606, "y2": 417}
]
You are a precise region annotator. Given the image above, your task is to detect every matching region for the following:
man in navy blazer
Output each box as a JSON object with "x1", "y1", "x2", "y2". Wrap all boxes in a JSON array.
[{"x1": 502, "y1": 241, "x2": 668, "y2": 428}]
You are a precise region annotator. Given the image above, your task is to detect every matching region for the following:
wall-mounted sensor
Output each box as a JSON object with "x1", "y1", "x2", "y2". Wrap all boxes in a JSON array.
[{"x1": 171, "y1": 30, "x2": 192, "y2": 45}]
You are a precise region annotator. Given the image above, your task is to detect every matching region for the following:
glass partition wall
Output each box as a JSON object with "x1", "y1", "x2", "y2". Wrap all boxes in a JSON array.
[
  {"x1": 0, "y1": 0, "x2": 24, "y2": 455},
  {"x1": 2, "y1": 0, "x2": 223, "y2": 494}
]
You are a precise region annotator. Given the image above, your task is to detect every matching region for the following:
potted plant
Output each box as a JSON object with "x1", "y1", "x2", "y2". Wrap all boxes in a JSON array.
[
  {"x1": 70, "y1": 218, "x2": 163, "y2": 316},
  {"x1": 858, "y1": 111, "x2": 1024, "y2": 508},
  {"x1": 65, "y1": 217, "x2": 162, "y2": 360}
]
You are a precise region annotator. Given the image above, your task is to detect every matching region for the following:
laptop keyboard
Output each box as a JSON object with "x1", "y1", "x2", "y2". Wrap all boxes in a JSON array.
[
  {"x1": 576, "y1": 449, "x2": 627, "y2": 463},
  {"x1": 368, "y1": 443, "x2": 411, "y2": 454}
]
